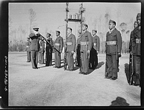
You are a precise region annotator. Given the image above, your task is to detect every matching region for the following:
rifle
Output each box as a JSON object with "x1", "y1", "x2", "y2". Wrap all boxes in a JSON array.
[
  {"x1": 129, "y1": 51, "x2": 134, "y2": 85},
  {"x1": 105, "y1": 42, "x2": 108, "y2": 77},
  {"x1": 64, "y1": 45, "x2": 67, "y2": 70},
  {"x1": 39, "y1": 34, "x2": 61, "y2": 54}
]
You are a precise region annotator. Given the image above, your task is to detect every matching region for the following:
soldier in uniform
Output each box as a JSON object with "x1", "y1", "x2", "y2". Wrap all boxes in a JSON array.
[
  {"x1": 45, "y1": 33, "x2": 53, "y2": 66},
  {"x1": 129, "y1": 21, "x2": 138, "y2": 84},
  {"x1": 26, "y1": 37, "x2": 31, "y2": 62},
  {"x1": 105, "y1": 20, "x2": 122, "y2": 80},
  {"x1": 89, "y1": 30, "x2": 100, "y2": 69},
  {"x1": 76, "y1": 30, "x2": 82, "y2": 67},
  {"x1": 29, "y1": 28, "x2": 43, "y2": 69},
  {"x1": 38, "y1": 39, "x2": 45, "y2": 64},
  {"x1": 65, "y1": 27, "x2": 76, "y2": 71},
  {"x1": 54, "y1": 31, "x2": 63, "y2": 68},
  {"x1": 131, "y1": 13, "x2": 141, "y2": 86},
  {"x1": 79, "y1": 24, "x2": 92, "y2": 74}
]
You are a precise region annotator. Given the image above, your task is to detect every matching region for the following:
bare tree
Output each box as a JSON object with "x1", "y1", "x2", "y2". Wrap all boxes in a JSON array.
[{"x1": 29, "y1": 8, "x2": 37, "y2": 32}]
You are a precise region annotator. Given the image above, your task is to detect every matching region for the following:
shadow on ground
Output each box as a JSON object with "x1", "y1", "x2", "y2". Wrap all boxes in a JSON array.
[
  {"x1": 96, "y1": 61, "x2": 105, "y2": 69},
  {"x1": 124, "y1": 63, "x2": 130, "y2": 84},
  {"x1": 110, "y1": 96, "x2": 130, "y2": 106}
]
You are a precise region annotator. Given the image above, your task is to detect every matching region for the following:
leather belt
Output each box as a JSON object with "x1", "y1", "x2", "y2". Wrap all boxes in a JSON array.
[
  {"x1": 80, "y1": 42, "x2": 88, "y2": 45},
  {"x1": 55, "y1": 43, "x2": 60, "y2": 46},
  {"x1": 66, "y1": 42, "x2": 72, "y2": 45},
  {"x1": 107, "y1": 41, "x2": 116, "y2": 45}
]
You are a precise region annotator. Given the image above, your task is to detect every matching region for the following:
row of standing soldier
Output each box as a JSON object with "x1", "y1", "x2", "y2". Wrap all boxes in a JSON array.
[
  {"x1": 26, "y1": 13, "x2": 140, "y2": 85},
  {"x1": 129, "y1": 13, "x2": 141, "y2": 86}
]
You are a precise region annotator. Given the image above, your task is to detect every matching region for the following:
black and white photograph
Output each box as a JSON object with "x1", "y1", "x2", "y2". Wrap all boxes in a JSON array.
[{"x1": 6, "y1": 1, "x2": 141, "y2": 107}]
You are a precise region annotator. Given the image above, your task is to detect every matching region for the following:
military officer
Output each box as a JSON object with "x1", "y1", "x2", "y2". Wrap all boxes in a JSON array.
[
  {"x1": 38, "y1": 39, "x2": 45, "y2": 64},
  {"x1": 29, "y1": 28, "x2": 42, "y2": 69},
  {"x1": 89, "y1": 30, "x2": 100, "y2": 69},
  {"x1": 65, "y1": 27, "x2": 76, "y2": 71},
  {"x1": 129, "y1": 21, "x2": 138, "y2": 85},
  {"x1": 45, "y1": 33, "x2": 53, "y2": 66},
  {"x1": 131, "y1": 13, "x2": 141, "y2": 86},
  {"x1": 79, "y1": 24, "x2": 92, "y2": 74},
  {"x1": 76, "y1": 30, "x2": 82, "y2": 67},
  {"x1": 54, "y1": 31, "x2": 63, "y2": 68},
  {"x1": 26, "y1": 37, "x2": 31, "y2": 62},
  {"x1": 105, "y1": 20, "x2": 122, "y2": 80}
]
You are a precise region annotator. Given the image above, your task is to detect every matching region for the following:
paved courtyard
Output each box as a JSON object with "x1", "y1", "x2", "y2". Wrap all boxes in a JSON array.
[{"x1": 9, "y1": 52, "x2": 141, "y2": 106}]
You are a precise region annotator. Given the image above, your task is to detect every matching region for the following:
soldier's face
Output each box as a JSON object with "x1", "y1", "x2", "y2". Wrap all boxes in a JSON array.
[
  {"x1": 82, "y1": 25, "x2": 87, "y2": 31},
  {"x1": 92, "y1": 31, "x2": 96, "y2": 36},
  {"x1": 109, "y1": 22, "x2": 115, "y2": 30},
  {"x1": 67, "y1": 29, "x2": 71, "y2": 35},
  {"x1": 56, "y1": 32, "x2": 59, "y2": 36}
]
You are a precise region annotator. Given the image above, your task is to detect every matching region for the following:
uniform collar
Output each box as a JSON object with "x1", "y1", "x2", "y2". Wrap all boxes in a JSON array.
[
  {"x1": 109, "y1": 28, "x2": 115, "y2": 34},
  {"x1": 68, "y1": 33, "x2": 72, "y2": 37}
]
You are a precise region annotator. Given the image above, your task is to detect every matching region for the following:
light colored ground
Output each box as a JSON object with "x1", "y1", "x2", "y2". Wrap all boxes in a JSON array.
[{"x1": 9, "y1": 52, "x2": 140, "y2": 106}]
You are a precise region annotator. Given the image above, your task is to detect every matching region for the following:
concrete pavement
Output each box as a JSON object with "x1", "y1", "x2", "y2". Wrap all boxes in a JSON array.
[{"x1": 9, "y1": 52, "x2": 141, "y2": 106}]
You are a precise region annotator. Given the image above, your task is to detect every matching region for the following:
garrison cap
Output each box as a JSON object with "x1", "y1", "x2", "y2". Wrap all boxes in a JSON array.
[
  {"x1": 47, "y1": 33, "x2": 51, "y2": 37},
  {"x1": 56, "y1": 30, "x2": 60, "y2": 34},
  {"x1": 109, "y1": 20, "x2": 116, "y2": 25},
  {"x1": 83, "y1": 24, "x2": 88, "y2": 28},
  {"x1": 33, "y1": 28, "x2": 39, "y2": 31},
  {"x1": 67, "y1": 27, "x2": 72, "y2": 31},
  {"x1": 136, "y1": 13, "x2": 141, "y2": 20},
  {"x1": 92, "y1": 30, "x2": 97, "y2": 33}
]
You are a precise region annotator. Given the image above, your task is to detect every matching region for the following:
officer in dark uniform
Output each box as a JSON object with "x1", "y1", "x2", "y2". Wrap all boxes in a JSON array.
[
  {"x1": 89, "y1": 30, "x2": 100, "y2": 69},
  {"x1": 54, "y1": 31, "x2": 63, "y2": 68},
  {"x1": 131, "y1": 13, "x2": 141, "y2": 86},
  {"x1": 79, "y1": 24, "x2": 92, "y2": 74},
  {"x1": 65, "y1": 27, "x2": 76, "y2": 71},
  {"x1": 38, "y1": 39, "x2": 45, "y2": 64},
  {"x1": 129, "y1": 21, "x2": 138, "y2": 84},
  {"x1": 105, "y1": 20, "x2": 122, "y2": 80},
  {"x1": 29, "y1": 28, "x2": 42, "y2": 69},
  {"x1": 46, "y1": 33, "x2": 53, "y2": 66},
  {"x1": 26, "y1": 37, "x2": 31, "y2": 62},
  {"x1": 76, "y1": 30, "x2": 81, "y2": 67}
]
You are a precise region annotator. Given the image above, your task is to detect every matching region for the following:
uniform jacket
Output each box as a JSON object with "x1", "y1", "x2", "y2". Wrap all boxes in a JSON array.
[
  {"x1": 79, "y1": 31, "x2": 92, "y2": 52},
  {"x1": 46, "y1": 38, "x2": 53, "y2": 52},
  {"x1": 106, "y1": 28, "x2": 122, "y2": 54},
  {"x1": 92, "y1": 35, "x2": 100, "y2": 51},
  {"x1": 131, "y1": 27, "x2": 141, "y2": 55},
  {"x1": 66, "y1": 34, "x2": 76, "y2": 52},
  {"x1": 54, "y1": 36, "x2": 63, "y2": 53},
  {"x1": 39, "y1": 40, "x2": 45, "y2": 53},
  {"x1": 26, "y1": 40, "x2": 31, "y2": 52},
  {"x1": 29, "y1": 33, "x2": 42, "y2": 51}
]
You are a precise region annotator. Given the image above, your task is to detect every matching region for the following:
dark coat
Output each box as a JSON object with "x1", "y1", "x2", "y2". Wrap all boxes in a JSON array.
[
  {"x1": 29, "y1": 33, "x2": 42, "y2": 51},
  {"x1": 92, "y1": 35, "x2": 100, "y2": 51},
  {"x1": 131, "y1": 27, "x2": 141, "y2": 55},
  {"x1": 66, "y1": 34, "x2": 76, "y2": 52},
  {"x1": 54, "y1": 36, "x2": 63, "y2": 53},
  {"x1": 79, "y1": 31, "x2": 93, "y2": 52},
  {"x1": 106, "y1": 28, "x2": 122, "y2": 54}
]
